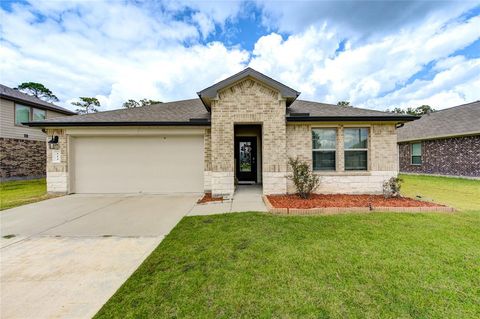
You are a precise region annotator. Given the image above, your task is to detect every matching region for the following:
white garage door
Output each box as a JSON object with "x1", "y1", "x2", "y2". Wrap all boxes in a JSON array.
[{"x1": 72, "y1": 135, "x2": 204, "y2": 194}]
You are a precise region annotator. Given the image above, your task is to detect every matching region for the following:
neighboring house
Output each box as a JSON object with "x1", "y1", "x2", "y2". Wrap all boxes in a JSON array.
[
  {"x1": 0, "y1": 84, "x2": 76, "y2": 180},
  {"x1": 27, "y1": 68, "x2": 416, "y2": 197},
  {"x1": 397, "y1": 101, "x2": 480, "y2": 178}
]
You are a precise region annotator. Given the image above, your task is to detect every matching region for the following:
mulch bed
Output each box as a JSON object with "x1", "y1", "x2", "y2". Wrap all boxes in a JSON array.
[
  {"x1": 266, "y1": 194, "x2": 445, "y2": 209},
  {"x1": 197, "y1": 193, "x2": 223, "y2": 204}
]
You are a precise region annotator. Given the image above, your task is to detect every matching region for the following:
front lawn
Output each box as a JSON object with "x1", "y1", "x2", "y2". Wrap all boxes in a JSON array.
[
  {"x1": 399, "y1": 174, "x2": 480, "y2": 211},
  {"x1": 96, "y1": 174, "x2": 480, "y2": 318},
  {"x1": 0, "y1": 178, "x2": 56, "y2": 211}
]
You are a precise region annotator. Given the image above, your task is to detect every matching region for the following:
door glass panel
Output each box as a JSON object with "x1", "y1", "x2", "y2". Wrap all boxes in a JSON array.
[{"x1": 239, "y1": 141, "x2": 252, "y2": 172}]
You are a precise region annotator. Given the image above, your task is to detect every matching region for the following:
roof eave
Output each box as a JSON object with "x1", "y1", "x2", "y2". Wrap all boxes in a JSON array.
[
  {"x1": 286, "y1": 115, "x2": 420, "y2": 122},
  {"x1": 25, "y1": 121, "x2": 212, "y2": 127}
]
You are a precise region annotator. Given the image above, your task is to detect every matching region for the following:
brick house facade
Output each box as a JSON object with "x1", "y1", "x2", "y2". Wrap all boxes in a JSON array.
[
  {"x1": 397, "y1": 101, "x2": 480, "y2": 179},
  {"x1": 399, "y1": 136, "x2": 480, "y2": 178},
  {"x1": 0, "y1": 85, "x2": 75, "y2": 181},
  {"x1": 31, "y1": 68, "x2": 416, "y2": 196}
]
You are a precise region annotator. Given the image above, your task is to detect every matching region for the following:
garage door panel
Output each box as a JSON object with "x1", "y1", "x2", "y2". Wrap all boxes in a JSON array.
[{"x1": 73, "y1": 136, "x2": 203, "y2": 193}]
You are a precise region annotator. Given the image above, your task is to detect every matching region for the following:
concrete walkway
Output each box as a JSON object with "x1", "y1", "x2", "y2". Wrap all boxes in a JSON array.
[
  {"x1": 1, "y1": 194, "x2": 198, "y2": 319},
  {"x1": 188, "y1": 185, "x2": 267, "y2": 215}
]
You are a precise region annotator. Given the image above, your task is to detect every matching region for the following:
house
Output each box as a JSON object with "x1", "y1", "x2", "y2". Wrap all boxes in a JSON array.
[
  {"x1": 397, "y1": 101, "x2": 480, "y2": 178},
  {"x1": 27, "y1": 68, "x2": 416, "y2": 197},
  {"x1": 0, "y1": 84, "x2": 76, "y2": 181}
]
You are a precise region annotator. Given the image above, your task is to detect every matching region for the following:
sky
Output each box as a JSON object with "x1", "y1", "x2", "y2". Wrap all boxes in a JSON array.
[{"x1": 1, "y1": 0, "x2": 479, "y2": 112}]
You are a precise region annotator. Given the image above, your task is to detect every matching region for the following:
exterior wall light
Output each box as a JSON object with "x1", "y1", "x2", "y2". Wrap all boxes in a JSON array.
[{"x1": 48, "y1": 136, "x2": 59, "y2": 150}]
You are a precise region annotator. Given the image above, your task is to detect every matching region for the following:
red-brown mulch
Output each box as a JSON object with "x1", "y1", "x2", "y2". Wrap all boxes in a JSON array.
[
  {"x1": 197, "y1": 193, "x2": 223, "y2": 204},
  {"x1": 267, "y1": 194, "x2": 444, "y2": 209}
]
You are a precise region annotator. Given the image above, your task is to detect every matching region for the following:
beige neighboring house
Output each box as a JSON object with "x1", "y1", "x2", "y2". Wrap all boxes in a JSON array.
[
  {"x1": 27, "y1": 68, "x2": 416, "y2": 197},
  {"x1": 0, "y1": 84, "x2": 76, "y2": 181}
]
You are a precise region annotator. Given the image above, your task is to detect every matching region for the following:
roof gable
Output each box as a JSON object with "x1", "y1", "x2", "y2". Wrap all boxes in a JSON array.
[{"x1": 197, "y1": 67, "x2": 300, "y2": 109}]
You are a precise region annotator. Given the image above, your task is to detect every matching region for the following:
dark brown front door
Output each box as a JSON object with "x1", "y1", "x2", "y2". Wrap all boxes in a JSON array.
[{"x1": 235, "y1": 137, "x2": 257, "y2": 182}]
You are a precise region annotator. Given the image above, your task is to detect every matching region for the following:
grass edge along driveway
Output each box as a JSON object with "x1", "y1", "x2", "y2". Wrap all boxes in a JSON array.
[
  {"x1": 95, "y1": 175, "x2": 480, "y2": 318},
  {"x1": 0, "y1": 178, "x2": 58, "y2": 211}
]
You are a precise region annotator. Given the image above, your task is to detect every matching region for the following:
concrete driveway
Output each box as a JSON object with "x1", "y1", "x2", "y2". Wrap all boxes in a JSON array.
[{"x1": 0, "y1": 194, "x2": 198, "y2": 319}]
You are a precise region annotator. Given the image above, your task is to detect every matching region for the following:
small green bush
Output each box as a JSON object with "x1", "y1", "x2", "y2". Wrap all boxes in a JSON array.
[{"x1": 287, "y1": 157, "x2": 320, "y2": 199}]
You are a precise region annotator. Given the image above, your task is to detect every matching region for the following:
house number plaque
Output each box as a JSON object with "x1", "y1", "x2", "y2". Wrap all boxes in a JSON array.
[{"x1": 52, "y1": 150, "x2": 61, "y2": 163}]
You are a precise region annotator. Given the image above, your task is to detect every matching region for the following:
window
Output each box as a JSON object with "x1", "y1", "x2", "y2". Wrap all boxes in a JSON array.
[
  {"x1": 344, "y1": 128, "x2": 368, "y2": 170},
  {"x1": 15, "y1": 104, "x2": 30, "y2": 126},
  {"x1": 32, "y1": 108, "x2": 46, "y2": 121},
  {"x1": 312, "y1": 128, "x2": 336, "y2": 171},
  {"x1": 411, "y1": 143, "x2": 422, "y2": 165}
]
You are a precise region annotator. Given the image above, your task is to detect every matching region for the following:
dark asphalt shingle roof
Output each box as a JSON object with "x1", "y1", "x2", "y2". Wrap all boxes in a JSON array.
[
  {"x1": 28, "y1": 98, "x2": 416, "y2": 127},
  {"x1": 0, "y1": 84, "x2": 76, "y2": 115},
  {"x1": 31, "y1": 98, "x2": 210, "y2": 125},
  {"x1": 397, "y1": 101, "x2": 480, "y2": 142},
  {"x1": 288, "y1": 100, "x2": 417, "y2": 119}
]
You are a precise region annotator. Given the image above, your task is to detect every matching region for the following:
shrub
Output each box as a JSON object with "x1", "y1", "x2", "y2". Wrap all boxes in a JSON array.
[
  {"x1": 287, "y1": 157, "x2": 320, "y2": 199},
  {"x1": 383, "y1": 177, "x2": 402, "y2": 198}
]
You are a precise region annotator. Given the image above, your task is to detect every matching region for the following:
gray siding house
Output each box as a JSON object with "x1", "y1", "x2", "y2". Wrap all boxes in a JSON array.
[
  {"x1": 397, "y1": 101, "x2": 480, "y2": 178},
  {"x1": 0, "y1": 84, "x2": 76, "y2": 180}
]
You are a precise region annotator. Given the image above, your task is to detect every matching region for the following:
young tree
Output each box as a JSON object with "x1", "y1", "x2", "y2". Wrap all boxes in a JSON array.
[
  {"x1": 16, "y1": 82, "x2": 59, "y2": 102},
  {"x1": 71, "y1": 97, "x2": 100, "y2": 114},
  {"x1": 337, "y1": 101, "x2": 351, "y2": 107},
  {"x1": 122, "y1": 98, "x2": 162, "y2": 108}
]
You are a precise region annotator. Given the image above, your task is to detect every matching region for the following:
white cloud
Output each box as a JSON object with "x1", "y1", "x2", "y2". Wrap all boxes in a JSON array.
[
  {"x1": 249, "y1": 13, "x2": 480, "y2": 109},
  {"x1": 364, "y1": 58, "x2": 480, "y2": 109},
  {"x1": 0, "y1": 0, "x2": 479, "y2": 114},
  {"x1": 0, "y1": 1, "x2": 248, "y2": 111}
]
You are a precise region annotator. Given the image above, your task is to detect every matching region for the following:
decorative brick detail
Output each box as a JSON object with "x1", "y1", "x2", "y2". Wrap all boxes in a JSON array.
[
  {"x1": 399, "y1": 135, "x2": 480, "y2": 177},
  {"x1": 0, "y1": 137, "x2": 46, "y2": 180},
  {"x1": 45, "y1": 129, "x2": 68, "y2": 193},
  {"x1": 210, "y1": 78, "x2": 287, "y2": 197}
]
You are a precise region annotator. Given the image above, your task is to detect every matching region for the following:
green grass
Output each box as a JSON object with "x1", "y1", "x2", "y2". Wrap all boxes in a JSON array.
[
  {"x1": 399, "y1": 174, "x2": 480, "y2": 211},
  {"x1": 96, "y1": 174, "x2": 480, "y2": 318},
  {"x1": 0, "y1": 178, "x2": 57, "y2": 211}
]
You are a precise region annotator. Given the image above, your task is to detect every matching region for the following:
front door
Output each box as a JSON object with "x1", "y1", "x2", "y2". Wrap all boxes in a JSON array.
[{"x1": 235, "y1": 137, "x2": 257, "y2": 183}]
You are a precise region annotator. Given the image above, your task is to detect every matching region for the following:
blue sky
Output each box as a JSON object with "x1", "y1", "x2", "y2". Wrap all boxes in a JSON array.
[{"x1": 1, "y1": 0, "x2": 479, "y2": 111}]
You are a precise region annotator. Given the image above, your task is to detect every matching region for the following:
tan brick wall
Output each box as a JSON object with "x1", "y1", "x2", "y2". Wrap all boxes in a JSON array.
[
  {"x1": 204, "y1": 128, "x2": 212, "y2": 191},
  {"x1": 45, "y1": 128, "x2": 68, "y2": 193},
  {"x1": 286, "y1": 123, "x2": 398, "y2": 194},
  {"x1": 210, "y1": 77, "x2": 287, "y2": 197}
]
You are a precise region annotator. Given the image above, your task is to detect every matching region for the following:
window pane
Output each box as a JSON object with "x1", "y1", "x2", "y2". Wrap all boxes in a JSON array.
[
  {"x1": 412, "y1": 156, "x2": 422, "y2": 165},
  {"x1": 15, "y1": 104, "x2": 30, "y2": 125},
  {"x1": 344, "y1": 128, "x2": 368, "y2": 149},
  {"x1": 313, "y1": 151, "x2": 336, "y2": 171},
  {"x1": 239, "y1": 141, "x2": 252, "y2": 172},
  {"x1": 411, "y1": 143, "x2": 421, "y2": 156},
  {"x1": 312, "y1": 128, "x2": 336, "y2": 150},
  {"x1": 345, "y1": 151, "x2": 367, "y2": 170},
  {"x1": 32, "y1": 108, "x2": 46, "y2": 121}
]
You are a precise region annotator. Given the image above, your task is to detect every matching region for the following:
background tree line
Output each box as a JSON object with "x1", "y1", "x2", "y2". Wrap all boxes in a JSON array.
[
  {"x1": 15, "y1": 82, "x2": 435, "y2": 116},
  {"x1": 15, "y1": 82, "x2": 162, "y2": 114}
]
